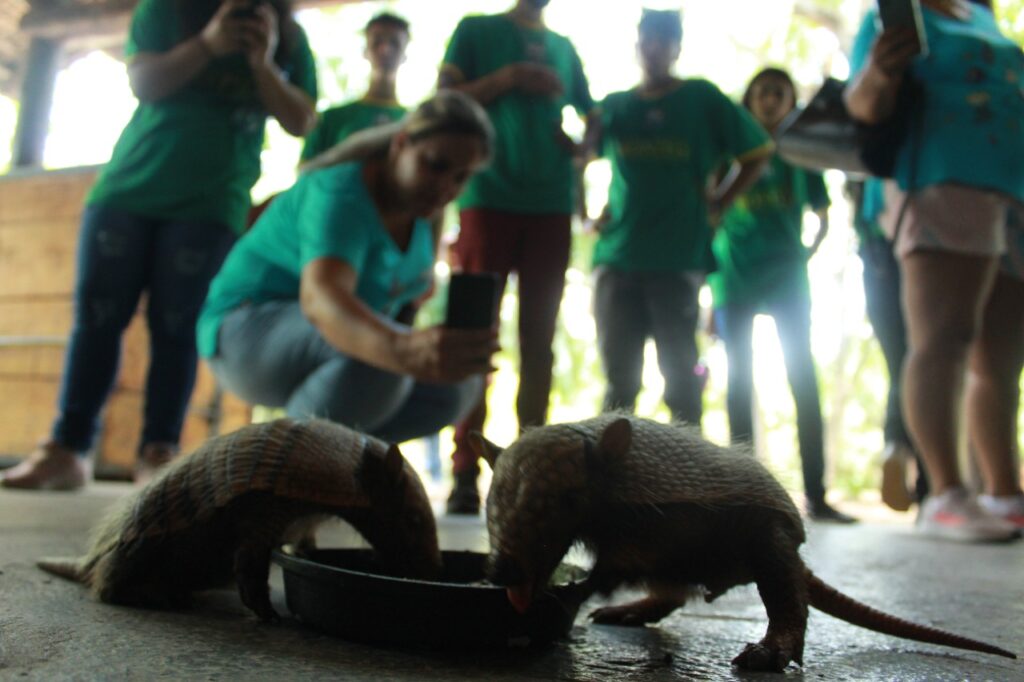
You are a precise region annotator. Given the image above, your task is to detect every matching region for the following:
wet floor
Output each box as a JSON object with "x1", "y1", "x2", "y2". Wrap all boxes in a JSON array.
[{"x1": 1, "y1": 482, "x2": 1021, "y2": 680}]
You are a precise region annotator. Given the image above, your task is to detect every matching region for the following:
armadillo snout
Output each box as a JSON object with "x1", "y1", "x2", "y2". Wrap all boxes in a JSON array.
[{"x1": 487, "y1": 551, "x2": 527, "y2": 587}]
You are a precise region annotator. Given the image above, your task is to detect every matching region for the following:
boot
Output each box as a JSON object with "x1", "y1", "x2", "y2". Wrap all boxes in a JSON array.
[{"x1": 446, "y1": 469, "x2": 480, "y2": 516}]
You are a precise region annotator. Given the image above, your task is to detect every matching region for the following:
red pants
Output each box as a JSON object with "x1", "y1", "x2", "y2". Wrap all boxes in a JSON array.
[{"x1": 450, "y1": 208, "x2": 572, "y2": 473}]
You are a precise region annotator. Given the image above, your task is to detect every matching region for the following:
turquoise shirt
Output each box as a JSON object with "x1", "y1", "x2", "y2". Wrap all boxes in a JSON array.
[
  {"x1": 850, "y1": 6, "x2": 1024, "y2": 202},
  {"x1": 197, "y1": 162, "x2": 434, "y2": 357},
  {"x1": 86, "y1": 0, "x2": 318, "y2": 233}
]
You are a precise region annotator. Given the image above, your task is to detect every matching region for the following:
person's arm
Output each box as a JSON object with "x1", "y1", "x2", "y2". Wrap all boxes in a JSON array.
[
  {"x1": 438, "y1": 62, "x2": 563, "y2": 106},
  {"x1": 128, "y1": 0, "x2": 256, "y2": 102},
  {"x1": 708, "y1": 148, "x2": 773, "y2": 224},
  {"x1": 300, "y1": 257, "x2": 497, "y2": 383},
  {"x1": 244, "y1": 4, "x2": 316, "y2": 136},
  {"x1": 844, "y1": 26, "x2": 919, "y2": 125}
]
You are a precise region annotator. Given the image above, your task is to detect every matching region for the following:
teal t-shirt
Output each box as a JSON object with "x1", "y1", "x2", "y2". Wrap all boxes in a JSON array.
[
  {"x1": 441, "y1": 13, "x2": 594, "y2": 214},
  {"x1": 86, "y1": 0, "x2": 318, "y2": 233},
  {"x1": 849, "y1": 6, "x2": 1024, "y2": 202},
  {"x1": 709, "y1": 155, "x2": 829, "y2": 309},
  {"x1": 197, "y1": 161, "x2": 435, "y2": 357},
  {"x1": 300, "y1": 98, "x2": 407, "y2": 161},
  {"x1": 593, "y1": 79, "x2": 773, "y2": 272}
]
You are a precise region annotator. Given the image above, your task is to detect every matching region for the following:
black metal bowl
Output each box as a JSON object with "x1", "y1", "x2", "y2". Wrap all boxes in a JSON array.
[{"x1": 272, "y1": 548, "x2": 588, "y2": 648}]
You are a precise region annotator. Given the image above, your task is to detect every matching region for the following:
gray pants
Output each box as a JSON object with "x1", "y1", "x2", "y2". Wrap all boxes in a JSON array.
[
  {"x1": 593, "y1": 268, "x2": 704, "y2": 425},
  {"x1": 209, "y1": 301, "x2": 482, "y2": 443}
]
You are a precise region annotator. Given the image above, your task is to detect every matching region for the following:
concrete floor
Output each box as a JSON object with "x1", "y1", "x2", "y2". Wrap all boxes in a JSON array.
[{"x1": 1, "y1": 481, "x2": 1021, "y2": 681}]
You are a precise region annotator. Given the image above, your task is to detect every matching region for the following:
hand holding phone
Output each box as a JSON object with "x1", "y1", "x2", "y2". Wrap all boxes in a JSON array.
[
  {"x1": 445, "y1": 273, "x2": 499, "y2": 330},
  {"x1": 877, "y1": 0, "x2": 929, "y2": 57}
]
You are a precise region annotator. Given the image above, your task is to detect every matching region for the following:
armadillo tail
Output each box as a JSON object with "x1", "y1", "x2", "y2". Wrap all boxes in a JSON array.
[
  {"x1": 37, "y1": 557, "x2": 88, "y2": 584},
  {"x1": 807, "y1": 571, "x2": 1015, "y2": 659}
]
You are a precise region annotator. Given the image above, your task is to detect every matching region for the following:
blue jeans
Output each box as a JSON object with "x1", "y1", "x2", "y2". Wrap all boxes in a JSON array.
[
  {"x1": 593, "y1": 268, "x2": 704, "y2": 425},
  {"x1": 209, "y1": 301, "x2": 482, "y2": 444},
  {"x1": 53, "y1": 205, "x2": 236, "y2": 454},
  {"x1": 715, "y1": 294, "x2": 826, "y2": 502}
]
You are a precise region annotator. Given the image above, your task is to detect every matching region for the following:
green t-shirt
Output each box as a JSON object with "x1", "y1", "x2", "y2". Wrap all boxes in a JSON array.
[
  {"x1": 300, "y1": 98, "x2": 407, "y2": 162},
  {"x1": 708, "y1": 154, "x2": 829, "y2": 309},
  {"x1": 593, "y1": 79, "x2": 772, "y2": 272},
  {"x1": 441, "y1": 13, "x2": 594, "y2": 214},
  {"x1": 86, "y1": 0, "x2": 318, "y2": 234},
  {"x1": 197, "y1": 161, "x2": 435, "y2": 357}
]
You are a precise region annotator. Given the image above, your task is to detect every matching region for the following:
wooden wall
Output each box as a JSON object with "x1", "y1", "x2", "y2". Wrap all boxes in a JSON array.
[{"x1": 0, "y1": 167, "x2": 251, "y2": 476}]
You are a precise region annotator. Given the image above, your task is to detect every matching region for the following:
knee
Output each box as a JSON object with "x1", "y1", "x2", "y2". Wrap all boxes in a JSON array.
[{"x1": 73, "y1": 294, "x2": 136, "y2": 335}]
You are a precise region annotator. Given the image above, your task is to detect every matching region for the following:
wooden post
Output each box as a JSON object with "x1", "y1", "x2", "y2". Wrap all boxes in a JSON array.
[{"x1": 12, "y1": 36, "x2": 62, "y2": 168}]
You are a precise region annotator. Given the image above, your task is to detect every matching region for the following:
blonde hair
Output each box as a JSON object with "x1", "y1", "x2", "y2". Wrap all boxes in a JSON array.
[{"x1": 301, "y1": 90, "x2": 494, "y2": 173}]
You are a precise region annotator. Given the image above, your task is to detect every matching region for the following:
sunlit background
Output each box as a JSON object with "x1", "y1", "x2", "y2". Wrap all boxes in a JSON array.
[{"x1": 1, "y1": 0, "x2": 1022, "y2": 501}]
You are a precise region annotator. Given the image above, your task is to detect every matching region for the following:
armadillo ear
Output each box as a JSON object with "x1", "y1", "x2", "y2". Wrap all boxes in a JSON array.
[
  {"x1": 469, "y1": 431, "x2": 504, "y2": 469},
  {"x1": 362, "y1": 443, "x2": 406, "y2": 489},
  {"x1": 383, "y1": 443, "x2": 405, "y2": 483},
  {"x1": 597, "y1": 418, "x2": 632, "y2": 459}
]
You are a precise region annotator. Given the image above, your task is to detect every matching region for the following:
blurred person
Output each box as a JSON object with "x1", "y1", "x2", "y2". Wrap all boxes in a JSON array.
[
  {"x1": 300, "y1": 12, "x2": 410, "y2": 161},
  {"x1": 437, "y1": 0, "x2": 596, "y2": 514},
  {"x1": 845, "y1": 0, "x2": 1023, "y2": 541},
  {"x1": 848, "y1": 178, "x2": 928, "y2": 512},
  {"x1": 1, "y1": 0, "x2": 317, "y2": 490},
  {"x1": 590, "y1": 10, "x2": 772, "y2": 428},
  {"x1": 197, "y1": 92, "x2": 499, "y2": 446},
  {"x1": 709, "y1": 68, "x2": 855, "y2": 523}
]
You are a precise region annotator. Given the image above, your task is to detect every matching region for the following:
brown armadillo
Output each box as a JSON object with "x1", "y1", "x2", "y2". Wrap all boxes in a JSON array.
[
  {"x1": 475, "y1": 414, "x2": 1016, "y2": 672},
  {"x1": 38, "y1": 418, "x2": 441, "y2": 621}
]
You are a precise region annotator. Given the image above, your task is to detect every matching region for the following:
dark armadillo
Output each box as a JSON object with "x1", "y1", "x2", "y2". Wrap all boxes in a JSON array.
[
  {"x1": 475, "y1": 414, "x2": 1016, "y2": 672},
  {"x1": 38, "y1": 418, "x2": 441, "y2": 621}
]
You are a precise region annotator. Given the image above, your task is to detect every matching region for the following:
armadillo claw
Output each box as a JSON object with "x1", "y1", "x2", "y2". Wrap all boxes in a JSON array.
[
  {"x1": 731, "y1": 641, "x2": 794, "y2": 673},
  {"x1": 590, "y1": 604, "x2": 647, "y2": 626}
]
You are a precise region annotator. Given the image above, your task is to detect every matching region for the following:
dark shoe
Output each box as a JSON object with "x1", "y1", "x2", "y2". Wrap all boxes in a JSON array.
[
  {"x1": 446, "y1": 471, "x2": 480, "y2": 515},
  {"x1": 880, "y1": 442, "x2": 913, "y2": 512},
  {"x1": 1, "y1": 442, "x2": 90, "y2": 491},
  {"x1": 134, "y1": 442, "x2": 179, "y2": 486},
  {"x1": 806, "y1": 499, "x2": 858, "y2": 524}
]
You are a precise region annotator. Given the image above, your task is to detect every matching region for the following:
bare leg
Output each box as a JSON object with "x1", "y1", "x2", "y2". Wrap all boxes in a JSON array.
[
  {"x1": 966, "y1": 273, "x2": 1024, "y2": 497},
  {"x1": 900, "y1": 250, "x2": 999, "y2": 494}
]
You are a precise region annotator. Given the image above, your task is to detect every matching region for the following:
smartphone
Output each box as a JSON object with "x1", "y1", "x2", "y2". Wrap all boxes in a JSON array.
[
  {"x1": 445, "y1": 272, "x2": 499, "y2": 330},
  {"x1": 230, "y1": 2, "x2": 261, "y2": 19},
  {"x1": 877, "y1": 0, "x2": 929, "y2": 57}
]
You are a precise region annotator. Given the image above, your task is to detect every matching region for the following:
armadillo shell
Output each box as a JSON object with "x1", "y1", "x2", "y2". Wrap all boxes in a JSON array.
[
  {"x1": 543, "y1": 415, "x2": 804, "y2": 533},
  {"x1": 121, "y1": 419, "x2": 375, "y2": 543}
]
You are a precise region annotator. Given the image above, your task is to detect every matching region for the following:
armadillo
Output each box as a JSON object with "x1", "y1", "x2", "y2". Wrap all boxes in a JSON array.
[
  {"x1": 38, "y1": 418, "x2": 441, "y2": 621},
  {"x1": 475, "y1": 414, "x2": 1016, "y2": 672}
]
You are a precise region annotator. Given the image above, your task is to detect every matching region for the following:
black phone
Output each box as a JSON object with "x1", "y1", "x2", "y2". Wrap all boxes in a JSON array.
[
  {"x1": 877, "y1": 0, "x2": 929, "y2": 57},
  {"x1": 230, "y1": 2, "x2": 260, "y2": 19},
  {"x1": 445, "y1": 272, "x2": 499, "y2": 330}
]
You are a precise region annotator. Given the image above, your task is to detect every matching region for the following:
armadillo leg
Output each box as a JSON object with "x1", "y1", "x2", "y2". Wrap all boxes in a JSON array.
[
  {"x1": 590, "y1": 592, "x2": 686, "y2": 626},
  {"x1": 233, "y1": 542, "x2": 278, "y2": 623},
  {"x1": 732, "y1": 533, "x2": 809, "y2": 672}
]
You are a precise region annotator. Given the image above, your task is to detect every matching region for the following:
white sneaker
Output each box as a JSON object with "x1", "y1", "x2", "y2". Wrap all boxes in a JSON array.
[
  {"x1": 916, "y1": 487, "x2": 1020, "y2": 543},
  {"x1": 978, "y1": 493, "x2": 1024, "y2": 529}
]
